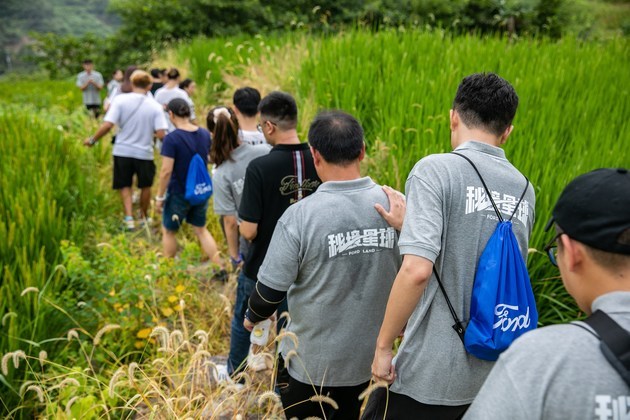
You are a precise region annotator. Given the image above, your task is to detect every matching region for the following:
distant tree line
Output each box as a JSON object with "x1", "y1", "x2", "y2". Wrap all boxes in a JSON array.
[{"x1": 12, "y1": 0, "x2": 577, "y2": 78}]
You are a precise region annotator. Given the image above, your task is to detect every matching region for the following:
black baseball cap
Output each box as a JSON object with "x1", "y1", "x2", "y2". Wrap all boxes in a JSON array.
[{"x1": 545, "y1": 168, "x2": 630, "y2": 255}]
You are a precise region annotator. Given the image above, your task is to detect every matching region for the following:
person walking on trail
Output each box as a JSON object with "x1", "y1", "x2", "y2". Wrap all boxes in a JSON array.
[
  {"x1": 154, "y1": 98, "x2": 227, "y2": 280},
  {"x1": 207, "y1": 106, "x2": 270, "y2": 270},
  {"x1": 104, "y1": 69, "x2": 123, "y2": 112},
  {"x1": 150, "y1": 68, "x2": 164, "y2": 95},
  {"x1": 179, "y1": 78, "x2": 196, "y2": 98},
  {"x1": 465, "y1": 168, "x2": 630, "y2": 420},
  {"x1": 364, "y1": 73, "x2": 536, "y2": 420},
  {"x1": 233, "y1": 87, "x2": 267, "y2": 146},
  {"x1": 154, "y1": 68, "x2": 197, "y2": 133},
  {"x1": 243, "y1": 111, "x2": 402, "y2": 419},
  {"x1": 84, "y1": 70, "x2": 168, "y2": 231},
  {"x1": 216, "y1": 91, "x2": 321, "y2": 380},
  {"x1": 76, "y1": 59, "x2": 104, "y2": 118}
]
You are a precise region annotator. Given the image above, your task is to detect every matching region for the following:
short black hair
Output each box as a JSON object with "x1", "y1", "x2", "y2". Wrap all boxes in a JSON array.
[
  {"x1": 179, "y1": 78, "x2": 193, "y2": 90},
  {"x1": 308, "y1": 111, "x2": 364, "y2": 165},
  {"x1": 150, "y1": 68, "x2": 161, "y2": 78},
  {"x1": 167, "y1": 98, "x2": 191, "y2": 118},
  {"x1": 167, "y1": 68, "x2": 180, "y2": 80},
  {"x1": 258, "y1": 91, "x2": 298, "y2": 130},
  {"x1": 453, "y1": 73, "x2": 519, "y2": 136},
  {"x1": 83, "y1": 59, "x2": 93, "y2": 64},
  {"x1": 233, "y1": 87, "x2": 261, "y2": 117}
]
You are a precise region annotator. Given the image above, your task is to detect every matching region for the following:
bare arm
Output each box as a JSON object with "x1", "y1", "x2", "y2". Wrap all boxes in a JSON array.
[
  {"x1": 155, "y1": 129, "x2": 166, "y2": 140},
  {"x1": 240, "y1": 221, "x2": 258, "y2": 242},
  {"x1": 372, "y1": 254, "x2": 433, "y2": 383},
  {"x1": 83, "y1": 122, "x2": 114, "y2": 146},
  {"x1": 223, "y1": 215, "x2": 241, "y2": 260},
  {"x1": 157, "y1": 157, "x2": 174, "y2": 199}
]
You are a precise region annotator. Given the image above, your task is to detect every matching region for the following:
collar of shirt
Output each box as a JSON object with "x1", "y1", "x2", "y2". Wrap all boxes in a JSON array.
[
  {"x1": 591, "y1": 291, "x2": 630, "y2": 314},
  {"x1": 455, "y1": 140, "x2": 506, "y2": 160},
  {"x1": 317, "y1": 176, "x2": 375, "y2": 193},
  {"x1": 271, "y1": 143, "x2": 310, "y2": 152}
]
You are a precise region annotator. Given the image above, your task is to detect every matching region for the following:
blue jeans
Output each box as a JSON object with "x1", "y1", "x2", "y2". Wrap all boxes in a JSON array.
[{"x1": 227, "y1": 271, "x2": 289, "y2": 375}]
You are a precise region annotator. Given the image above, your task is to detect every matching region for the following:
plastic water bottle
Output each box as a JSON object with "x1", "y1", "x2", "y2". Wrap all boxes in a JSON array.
[{"x1": 250, "y1": 319, "x2": 272, "y2": 346}]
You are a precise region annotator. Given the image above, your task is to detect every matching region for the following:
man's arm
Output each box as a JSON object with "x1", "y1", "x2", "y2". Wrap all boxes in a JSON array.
[
  {"x1": 83, "y1": 122, "x2": 114, "y2": 146},
  {"x1": 371, "y1": 254, "x2": 433, "y2": 383},
  {"x1": 244, "y1": 282, "x2": 287, "y2": 331},
  {"x1": 155, "y1": 129, "x2": 166, "y2": 140},
  {"x1": 240, "y1": 221, "x2": 258, "y2": 242},
  {"x1": 155, "y1": 157, "x2": 174, "y2": 213}
]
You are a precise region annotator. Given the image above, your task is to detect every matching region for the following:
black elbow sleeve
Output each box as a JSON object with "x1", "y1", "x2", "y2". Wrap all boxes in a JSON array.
[{"x1": 247, "y1": 282, "x2": 286, "y2": 323}]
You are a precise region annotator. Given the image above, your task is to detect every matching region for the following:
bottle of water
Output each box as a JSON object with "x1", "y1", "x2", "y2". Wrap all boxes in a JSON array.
[{"x1": 250, "y1": 319, "x2": 272, "y2": 346}]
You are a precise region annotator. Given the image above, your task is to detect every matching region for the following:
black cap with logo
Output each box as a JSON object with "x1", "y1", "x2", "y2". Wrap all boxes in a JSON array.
[{"x1": 546, "y1": 168, "x2": 630, "y2": 255}]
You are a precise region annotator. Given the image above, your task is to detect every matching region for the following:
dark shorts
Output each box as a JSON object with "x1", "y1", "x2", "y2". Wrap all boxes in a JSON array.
[
  {"x1": 162, "y1": 193, "x2": 208, "y2": 231},
  {"x1": 85, "y1": 104, "x2": 101, "y2": 117},
  {"x1": 112, "y1": 156, "x2": 155, "y2": 190}
]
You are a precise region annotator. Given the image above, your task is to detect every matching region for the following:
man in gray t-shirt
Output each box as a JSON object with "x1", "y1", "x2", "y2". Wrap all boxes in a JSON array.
[
  {"x1": 364, "y1": 73, "x2": 535, "y2": 420},
  {"x1": 465, "y1": 168, "x2": 630, "y2": 420},
  {"x1": 76, "y1": 59, "x2": 104, "y2": 118},
  {"x1": 244, "y1": 111, "x2": 402, "y2": 419}
]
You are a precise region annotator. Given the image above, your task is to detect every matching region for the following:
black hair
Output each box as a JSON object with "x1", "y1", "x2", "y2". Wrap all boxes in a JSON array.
[
  {"x1": 258, "y1": 91, "x2": 298, "y2": 130},
  {"x1": 179, "y1": 78, "x2": 194, "y2": 90},
  {"x1": 453, "y1": 73, "x2": 519, "y2": 137},
  {"x1": 308, "y1": 110, "x2": 364, "y2": 165},
  {"x1": 233, "y1": 87, "x2": 261, "y2": 117},
  {"x1": 167, "y1": 68, "x2": 180, "y2": 80},
  {"x1": 167, "y1": 98, "x2": 191, "y2": 118},
  {"x1": 83, "y1": 59, "x2": 93, "y2": 64},
  {"x1": 150, "y1": 68, "x2": 161, "y2": 78},
  {"x1": 120, "y1": 65, "x2": 138, "y2": 93}
]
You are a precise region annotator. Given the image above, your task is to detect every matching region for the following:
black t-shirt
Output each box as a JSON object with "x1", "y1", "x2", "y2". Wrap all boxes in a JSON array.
[
  {"x1": 150, "y1": 82, "x2": 164, "y2": 96},
  {"x1": 238, "y1": 143, "x2": 321, "y2": 279}
]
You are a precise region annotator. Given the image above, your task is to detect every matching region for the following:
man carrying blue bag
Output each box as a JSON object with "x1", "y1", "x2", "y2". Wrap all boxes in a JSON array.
[{"x1": 364, "y1": 73, "x2": 536, "y2": 419}]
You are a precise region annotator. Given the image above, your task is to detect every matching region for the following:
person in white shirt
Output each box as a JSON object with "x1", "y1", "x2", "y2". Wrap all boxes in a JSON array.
[
  {"x1": 84, "y1": 70, "x2": 168, "y2": 230},
  {"x1": 154, "y1": 68, "x2": 196, "y2": 133}
]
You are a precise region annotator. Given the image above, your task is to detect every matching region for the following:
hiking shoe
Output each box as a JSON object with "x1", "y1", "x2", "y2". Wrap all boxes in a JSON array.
[
  {"x1": 123, "y1": 216, "x2": 135, "y2": 231},
  {"x1": 138, "y1": 217, "x2": 153, "y2": 228},
  {"x1": 212, "y1": 269, "x2": 229, "y2": 283},
  {"x1": 213, "y1": 364, "x2": 232, "y2": 384}
]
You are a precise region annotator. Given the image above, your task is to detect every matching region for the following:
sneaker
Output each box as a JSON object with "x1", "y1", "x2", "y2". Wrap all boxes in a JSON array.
[
  {"x1": 213, "y1": 364, "x2": 232, "y2": 384},
  {"x1": 212, "y1": 269, "x2": 229, "y2": 283},
  {"x1": 123, "y1": 216, "x2": 135, "y2": 231},
  {"x1": 138, "y1": 217, "x2": 153, "y2": 228}
]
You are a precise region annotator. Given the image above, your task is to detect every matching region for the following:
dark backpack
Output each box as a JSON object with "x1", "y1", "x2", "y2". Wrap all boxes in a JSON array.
[{"x1": 575, "y1": 310, "x2": 630, "y2": 386}]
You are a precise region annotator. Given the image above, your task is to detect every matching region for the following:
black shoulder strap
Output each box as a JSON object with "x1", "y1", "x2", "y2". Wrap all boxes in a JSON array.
[
  {"x1": 433, "y1": 267, "x2": 466, "y2": 343},
  {"x1": 580, "y1": 310, "x2": 630, "y2": 386},
  {"x1": 451, "y1": 152, "x2": 530, "y2": 223}
]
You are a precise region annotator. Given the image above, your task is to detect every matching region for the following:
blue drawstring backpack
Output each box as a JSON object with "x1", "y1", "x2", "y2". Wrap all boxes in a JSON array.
[
  {"x1": 434, "y1": 152, "x2": 538, "y2": 361},
  {"x1": 182, "y1": 139, "x2": 213, "y2": 205}
]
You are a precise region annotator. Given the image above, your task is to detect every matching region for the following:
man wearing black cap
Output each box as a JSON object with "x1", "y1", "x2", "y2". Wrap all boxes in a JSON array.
[{"x1": 465, "y1": 168, "x2": 630, "y2": 420}]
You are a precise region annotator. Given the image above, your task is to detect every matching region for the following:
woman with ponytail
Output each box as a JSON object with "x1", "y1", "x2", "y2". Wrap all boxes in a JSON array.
[
  {"x1": 208, "y1": 106, "x2": 271, "y2": 271},
  {"x1": 156, "y1": 98, "x2": 226, "y2": 280}
]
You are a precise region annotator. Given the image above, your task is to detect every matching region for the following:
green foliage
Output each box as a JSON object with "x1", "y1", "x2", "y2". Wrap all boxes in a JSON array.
[
  {"x1": 291, "y1": 30, "x2": 630, "y2": 324},
  {"x1": 27, "y1": 33, "x2": 106, "y2": 79}
]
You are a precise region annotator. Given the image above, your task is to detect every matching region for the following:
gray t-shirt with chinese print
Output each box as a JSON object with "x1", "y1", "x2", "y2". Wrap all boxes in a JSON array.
[
  {"x1": 258, "y1": 177, "x2": 402, "y2": 387},
  {"x1": 391, "y1": 141, "x2": 536, "y2": 406}
]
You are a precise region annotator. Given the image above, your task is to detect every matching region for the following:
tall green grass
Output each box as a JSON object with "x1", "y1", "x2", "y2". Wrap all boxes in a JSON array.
[
  {"x1": 0, "y1": 103, "x2": 110, "y2": 412},
  {"x1": 294, "y1": 31, "x2": 630, "y2": 323},
  {"x1": 175, "y1": 30, "x2": 629, "y2": 324}
]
